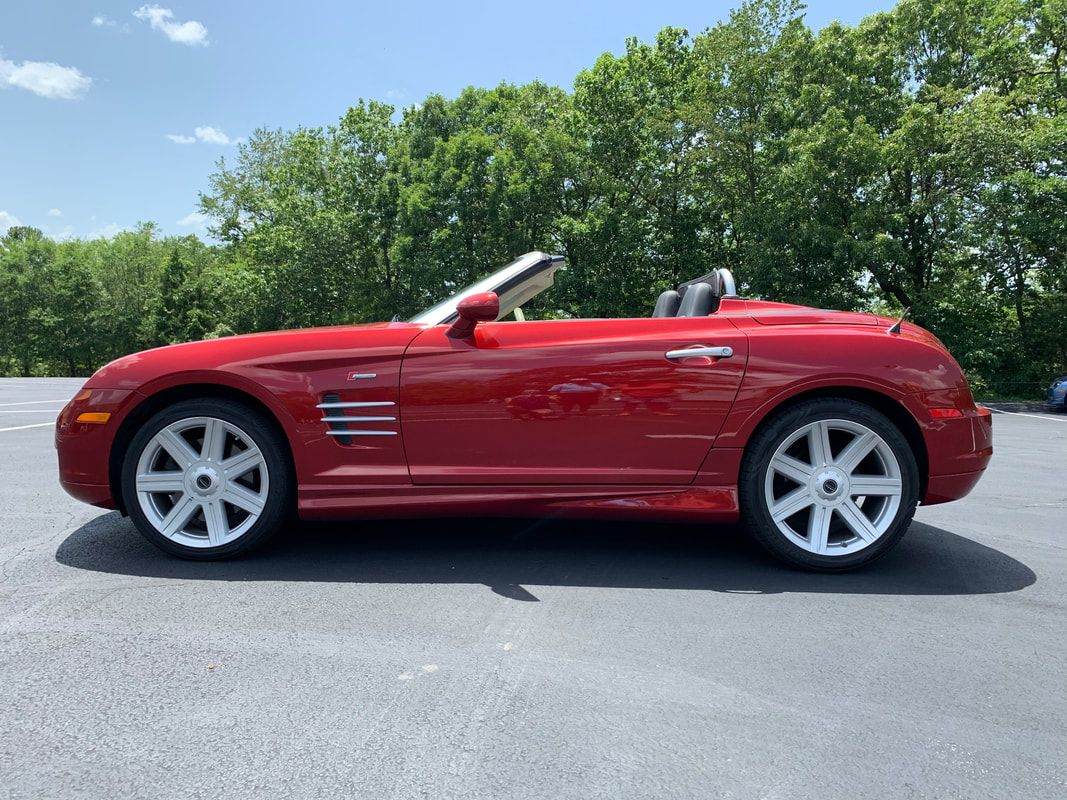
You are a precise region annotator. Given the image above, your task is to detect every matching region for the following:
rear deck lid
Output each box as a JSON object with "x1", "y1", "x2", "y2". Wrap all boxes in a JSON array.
[{"x1": 739, "y1": 300, "x2": 884, "y2": 327}]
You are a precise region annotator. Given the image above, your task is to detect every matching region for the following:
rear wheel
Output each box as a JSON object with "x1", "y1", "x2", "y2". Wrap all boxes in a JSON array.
[
  {"x1": 740, "y1": 398, "x2": 919, "y2": 571},
  {"x1": 121, "y1": 399, "x2": 292, "y2": 559}
]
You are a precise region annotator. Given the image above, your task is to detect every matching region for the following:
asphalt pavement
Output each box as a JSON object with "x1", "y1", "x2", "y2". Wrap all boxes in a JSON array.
[{"x1": 1, "y1": 378, "x2": 1064, "y2": 799}]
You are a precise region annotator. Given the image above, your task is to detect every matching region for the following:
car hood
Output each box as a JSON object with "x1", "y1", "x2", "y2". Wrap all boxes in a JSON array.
[{"x1": 84, "y1": 321, "x2": 425, "y2": 391}]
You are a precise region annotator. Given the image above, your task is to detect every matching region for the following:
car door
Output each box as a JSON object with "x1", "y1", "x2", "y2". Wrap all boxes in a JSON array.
[{"x1": 399, "y1": 316, "x2": 748, "y2": 485}]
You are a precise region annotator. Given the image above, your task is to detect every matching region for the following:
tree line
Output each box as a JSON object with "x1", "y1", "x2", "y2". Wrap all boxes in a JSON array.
[{"x1": 2, "y1": 0, "x2": 1064, "y2": 398}]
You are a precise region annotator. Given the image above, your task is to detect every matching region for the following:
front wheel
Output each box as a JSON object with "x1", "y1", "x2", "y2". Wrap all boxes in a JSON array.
[
  {"x1": 739, "y1": 398, "x2": 920, "y2": 571},
  {"x1": 121, "y1": 399, "x2": 292, "y2": 560}
]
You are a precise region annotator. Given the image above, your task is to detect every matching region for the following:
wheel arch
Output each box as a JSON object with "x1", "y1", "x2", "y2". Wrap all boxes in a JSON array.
[
  {"x1": 108, "y1": 382, "x2": 297, "y2": 516},
  {"x1": 740, "y1": 386, "x2": 929, "y2": 498}
]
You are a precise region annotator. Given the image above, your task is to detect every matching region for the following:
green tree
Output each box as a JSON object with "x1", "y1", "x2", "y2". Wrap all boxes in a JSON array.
[{"x1": 37, "y1": 246, "x2": 101, "y2": 374}]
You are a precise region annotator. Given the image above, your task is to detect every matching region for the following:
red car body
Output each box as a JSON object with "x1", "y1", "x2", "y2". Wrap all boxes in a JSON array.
[{"x1": 55, "y1": 296, "x2": 992, "y2": 523}]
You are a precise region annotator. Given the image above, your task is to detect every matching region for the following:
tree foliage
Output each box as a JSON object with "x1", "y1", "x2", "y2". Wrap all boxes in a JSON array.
[{"x1": 2, "y1": 0, "x2": 1064, "y2": 397}]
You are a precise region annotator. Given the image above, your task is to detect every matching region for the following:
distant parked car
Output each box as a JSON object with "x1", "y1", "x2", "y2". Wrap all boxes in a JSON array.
[{"x1": 1049, "y1": 376, "x2": 1067, "y2": 411}]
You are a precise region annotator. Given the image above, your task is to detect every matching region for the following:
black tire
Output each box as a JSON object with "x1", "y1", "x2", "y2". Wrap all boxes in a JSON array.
[
  {"x1": 739, "y1": 398, "x2": 920, "y2": 572},
  {"x1": 121, "y1": 398, "x2": 293, "y2": 560}
]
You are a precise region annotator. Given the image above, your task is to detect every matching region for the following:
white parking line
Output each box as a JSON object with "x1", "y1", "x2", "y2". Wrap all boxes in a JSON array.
[
  {"x1": 988, "y1": 409, "x2": 1067, "y2": 423},
  {"x1": 0, "y1": 400, "x2": 68, "y2": 407},
  {"x1": 0, "y1": 409, "x2": 62, "y2": 414},
  {"x1": 0, "y1": 422, "x2": 55, "y2": 433}
]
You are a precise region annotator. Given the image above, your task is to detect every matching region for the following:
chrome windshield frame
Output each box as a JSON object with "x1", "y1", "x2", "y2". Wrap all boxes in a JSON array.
[{"x1": 408, "y1": 251, "x2": 565, "y2": 326}]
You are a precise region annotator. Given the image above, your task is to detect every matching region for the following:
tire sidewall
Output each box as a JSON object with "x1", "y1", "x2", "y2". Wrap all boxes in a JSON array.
[
  {"x1": 121, "y1": 399, "x2": 292, "y2": 560},
  {"x1": 740, "y1": 399, "x2": 920, "y2": 571}
]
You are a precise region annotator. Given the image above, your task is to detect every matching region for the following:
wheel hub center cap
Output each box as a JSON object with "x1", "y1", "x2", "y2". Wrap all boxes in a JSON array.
[
  {"x1": 188, "y1": 464, "x2": 221, "y2": 497},
  {"x1": 812, "y1": 468, "x2": 848, "y2": 503}
]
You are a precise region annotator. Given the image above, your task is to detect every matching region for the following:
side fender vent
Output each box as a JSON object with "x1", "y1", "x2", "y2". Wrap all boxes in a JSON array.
[
  {"x1": 321, "y1": 392, "x2": 352, "y2": 445},
  {"x1": 317, "y1": 393, "x2": 398, "y2": 445}
]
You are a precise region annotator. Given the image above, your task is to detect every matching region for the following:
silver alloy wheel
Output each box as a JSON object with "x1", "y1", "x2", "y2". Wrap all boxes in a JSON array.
[
  {"x1": 134, "y1": 416, "x2": 269, "y2": 549},
  {"x1": 763, "y1": 418, "x2": 903, "y2": 556}
]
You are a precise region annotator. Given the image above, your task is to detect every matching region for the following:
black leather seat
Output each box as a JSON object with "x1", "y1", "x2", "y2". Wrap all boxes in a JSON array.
[
  {"x1": 676, "y1": 282, "x2": 714, "y2": 316},
  {"x1": 652, "y1": 290, "x2": 681, "y2": 318}
]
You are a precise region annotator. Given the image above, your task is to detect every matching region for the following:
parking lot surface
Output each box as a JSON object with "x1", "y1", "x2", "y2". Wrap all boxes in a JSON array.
[{"x1": 1, "y1": 378, "x2": 1064, "y2": 799}]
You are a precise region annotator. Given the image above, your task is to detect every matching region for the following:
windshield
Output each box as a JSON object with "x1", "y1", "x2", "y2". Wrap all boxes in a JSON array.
[{"x1": 409, "y1": 252, "x2": 565, "y2": 325}]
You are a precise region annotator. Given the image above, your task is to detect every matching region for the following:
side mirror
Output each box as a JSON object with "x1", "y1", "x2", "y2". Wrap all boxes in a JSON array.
[{"x1": 447, "y1": 291, "x2": 500, "y2": 339}]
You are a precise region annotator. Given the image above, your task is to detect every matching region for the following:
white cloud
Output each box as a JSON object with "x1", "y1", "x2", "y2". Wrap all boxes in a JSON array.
[
  {"x1": 177, "y1": 211, "x2": 208, "y2": 227},
  {"x1": 92, "y1": 15, "x2": 130, "y2": 33},
  {"x1": 167, "y1": 126, "x2": 241, "y2": 145},
  {"x1": 47, "y1": 208, "x2": 62, "y2": 217},
  {"x1": 0, "y1": 210, "x2": 22, "y2": 234},
  {"x1": 133, "y1": 5, "x2": 208, "y2": 47},
  {"x1": 0, "y1": 57, "x2": 92, "y2": 100},
  {"x1": 90, "y1": 222, "x2": 124, "y2": 239},
  {"x1": 194, "y1": 125, "x2": 233, "y2": 144}
]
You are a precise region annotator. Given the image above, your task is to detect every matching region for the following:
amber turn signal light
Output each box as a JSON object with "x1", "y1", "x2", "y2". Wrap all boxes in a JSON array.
[{"x1": 76, "y1": 412, "x2": 111, "y2": 424}]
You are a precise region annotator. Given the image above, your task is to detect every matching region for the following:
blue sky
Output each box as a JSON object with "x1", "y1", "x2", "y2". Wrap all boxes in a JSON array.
[{"x1": 1, "y1": 1, "x2": 893, "y2": 241}]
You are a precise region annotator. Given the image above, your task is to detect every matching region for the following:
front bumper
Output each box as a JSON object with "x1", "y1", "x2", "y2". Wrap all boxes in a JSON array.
[
  {"x1": 59, "y1": 480, "x2": 117, "y2": 507},
  {"x1": 1048, "y1": 384, "x2": 1066, "y2": 409},
  {"x1": 55, "y1": 388, "x2": 139, "y2": 509}
]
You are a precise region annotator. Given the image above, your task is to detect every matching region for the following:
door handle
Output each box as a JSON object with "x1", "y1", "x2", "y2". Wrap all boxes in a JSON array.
[{"x1": 665, "y1": 345, "x2": 734, "y2": 361}]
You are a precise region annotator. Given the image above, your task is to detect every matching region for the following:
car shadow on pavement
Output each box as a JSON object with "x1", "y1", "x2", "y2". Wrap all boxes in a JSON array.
[{"x1": 54, "y1": 512, "x2": 1036, "y2": 600}]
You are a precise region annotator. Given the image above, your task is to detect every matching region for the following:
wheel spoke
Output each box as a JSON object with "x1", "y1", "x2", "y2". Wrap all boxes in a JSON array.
[
  {"x1": 201, "y1": 418, "x2": 227, "y2": 462},
  {"x1": 808, "y1": 505, "x2": 832, "y2": 554},
  {"x1": 849, "y1": 476, "x2": 902, "y2": 496},
  {"x1": 201, "y1": 499, "x2": 228, "y2": 545},
  {"x1": 837, "y1": 499, "x2": 880, "y2": 542},
  {"x1": 771, "y1": 488, "x2": 814, "y2": 522},
  {"x1": 221, "y1": 447, "x2": 264, "y2": 480},
  {"x1": 222, "y1": 482, "x2": 265, "y2": 514},
  {"x1": 807, "y1": 421, "x2": 832, "y2": 467},
  {"x1": 835, "y1": 431, "x2": 878, "y2": 473},
  {"x1": 157, "y1": 428, "x2": 199, "y2": 470},
  {"x1": 136, "y1": 472, "x2": 184, "y2": 493},
  {"x1": 770, "y1": 453, "x2": 813, "y2": 484},
  {"x1": 159, "y1": 493, "x2": 199, "y2": 537}
]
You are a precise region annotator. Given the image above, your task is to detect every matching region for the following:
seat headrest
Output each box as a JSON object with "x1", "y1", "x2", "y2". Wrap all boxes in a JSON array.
[
  {"x1": 652, "y1": 289, "x2": 682, "y2": 318},
  {"x1": 677, "y1": 282, "x2": 714, "y2": 317}
]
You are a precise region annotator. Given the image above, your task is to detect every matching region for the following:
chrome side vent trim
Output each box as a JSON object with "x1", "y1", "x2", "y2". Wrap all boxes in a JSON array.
[
  {"x1": 317, "y1": 401, "x2": 395, "y2": 409},
  {"x1": 325, "y1": 430, "x2": 397, "y2": 437},
  {"x1": 320, "y1": 394, "x2": 398, "y2": 444},
  {"x1": 321, "y1": 416, "x2": 396, "y2": 423}
]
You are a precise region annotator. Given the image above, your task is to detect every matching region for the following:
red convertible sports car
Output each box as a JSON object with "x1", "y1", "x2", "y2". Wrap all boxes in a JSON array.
[{"x1": 56, "y1": 252, "x2": 992, "y2": 570}]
